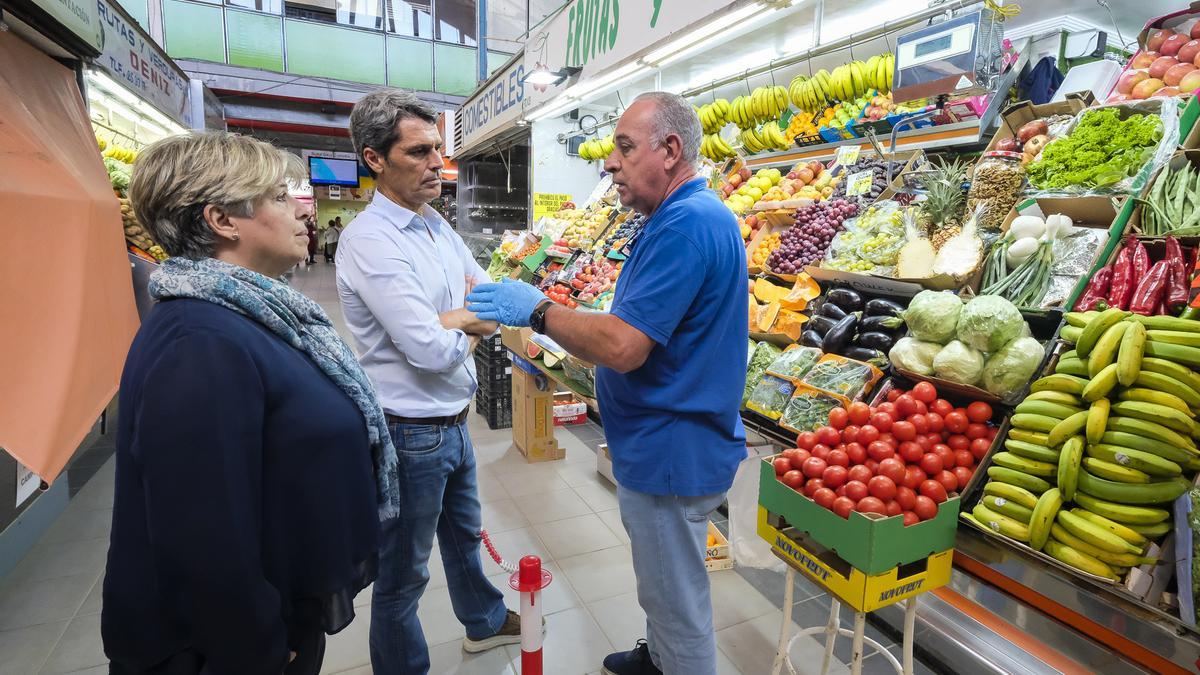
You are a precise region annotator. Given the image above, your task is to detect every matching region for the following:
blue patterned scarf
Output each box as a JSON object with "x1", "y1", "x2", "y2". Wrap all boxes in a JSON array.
[{"x1": 149, "y1": 257, "x2": 400, "y2": 521}]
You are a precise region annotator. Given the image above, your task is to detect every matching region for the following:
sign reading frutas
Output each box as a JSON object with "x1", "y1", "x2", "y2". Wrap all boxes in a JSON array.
[{"x1": 565, "y1": 0, "x2": 620, "y2": 68}]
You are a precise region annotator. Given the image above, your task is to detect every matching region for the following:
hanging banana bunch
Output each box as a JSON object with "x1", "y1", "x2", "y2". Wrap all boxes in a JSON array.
[
  {"x1": 578, "y1": 134, "x2": 615, "y2": 162},
  {"x1": 728, "y1": 86, "x2": 789, "y2": 130},
  {"x1": 696, "y1": 99, "x2": 731, "y2": 135},
  {"x1": 699, "y1": 132, "x2": 737, "y2": 162},
  {"x1": 738, "y1": 121, "x2": 790, "y2": 155}
]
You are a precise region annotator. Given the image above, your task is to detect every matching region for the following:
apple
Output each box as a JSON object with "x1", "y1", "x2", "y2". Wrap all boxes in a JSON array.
[
  {"x1": 1131, "y1": 51, "x2": 1159, "y2": 69},
  {"x1": 1179, "y1": 40, "x2": 1200, "y2": 64},
  {"x1": 1149, "y1": 56, "x2": 1180, "y2": 79},
  {"x1": 1162, "y1": 33, "x2": 1189, "y2": 56},
  {"x1": 1193, "y1": 22, "x2": 1200, "y2": 39},
  {"x1": 1148, "y1": 28, "x2": 1176, "y2": 52},
  {"x1": 1180, "y1": 68, "x2": 1200, "y2": 92},
  {"x1": 739, "y1": 167, "x2": 752, "y2": 182},
  {"x1": 1117, "y1": 69, "x2": 1149, "y2": 94},
  {"x1": 729, "y1": 173, "x2": 742, "y2": 188},
  {"x1": 1152, "y1": 86, "x2": 1181, "y2": 98},
  {"x1": 995, "y1": 136, "x2": 1022, "y2": 153},
  {"x1": 1165, "y1": 62, "x2": 1197, "y2": 86},
  {"x1": 1017, "y1": 119, "x2": 1049, "y2": 142},
  {"x1": 1132, "y1": 77, "x2": 1165, "y2": 99}
]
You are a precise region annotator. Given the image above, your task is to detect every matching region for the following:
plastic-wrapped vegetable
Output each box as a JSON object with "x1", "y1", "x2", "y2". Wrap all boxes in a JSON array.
[
  {"x1": 980, "y1": 336, "x2": 1044, "y2": 396},
  {"x1": 765, "y1": 346, "x2": 822, "y2": 381},
  {"x1": 888, "y1": 337, "x2": 942, "y2": 376},
  {"x1": 781, "y1": 387, "x2": 847, "y2": 433},
  {"x1": 744, "y1": 342, "x2": 783, "y2": 403},
  {"x1": 933, "y1": 340, "x2": 985, "y2": 386},
  {"x1": 746, "y1": 375, "x2": 796, "y2": 419},
  {"x1": 800, "y1": 354, "x2": 882, "y2": 400},
  {"x1": 902, "y1": 290, "x2": 962, "y2": 344}
]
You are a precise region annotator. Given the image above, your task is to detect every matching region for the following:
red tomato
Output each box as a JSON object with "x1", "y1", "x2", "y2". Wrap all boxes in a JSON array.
[
  {"x1": 811, "y1": 444, "x2": 831, "y2": 461},
  {"x1": 782, "y1": 470, "x2": 804, "y2": 489},
  {"x1": 847, "y1": 401, "x2": 872, "y2": 426},
  {"x1": 828, "y1": 407, "x2": 849, "y2": 430},
  {"x1": 919, "y1": 453, "x2": 944, "y2": 475},
  {"x1": 896, "y1": 486, "x2": 918, "y2": 511},
  {"x1": 790, "y1": 451, "x2": 813, "y2": 471},
  {"x1": 944, "y1": 411, "x2": 968, "y2": 434},
  {"x1": 885, "y1": 500, "x2": 903, "y2": 517},
  {"x1": 858, "y1": 425, "x2": 881, "y2": 444},
  {"x1": 912, "y1": 400, "x2": 929, "y2": 416},
  {"x1": 782, "y1": 448, "x2": 804, "y2": 464},
  {"x1": 899, "y1": 441, "x2": 924, "y2": 463},
  {"x1": 967, "y1": 401, "x2": 993, "y2": 423},
  {"x1": 868, "y1": 441, "x2": 895, "y2": 462},
  {"x1": 817, "y1": 426, "x2": 841, "y2": 447},
  {"x1": 933, "y1": 444, "x2": 956, "y2": 470},
  {"x1": 832, "y1": 496, "x2": 855, "y2": 519},
  {"x1": 804, "y1": 478, "x2": 825, "y2": 497},
  {"x1": 902, "y1": 465, "x2": 926, "y2": 490},
  {"x1": 802, "y1": 457, "x2": 828, "y2": 479},
  {"x1": 914, "y1": 495, "x2": 938, "y2": 520},
  {"x1": 848, "y1": 465, "x2": 873, "y2": 484},
  {"x1": 916, "y1": 434, "x2": 936, "y2": 452},
  {"x1": 892, "y1": 421, "x2": 917, "y2": 442},
  {"x1": 954, "y1": 449, "x2": 975, "y2": 468},
  {"x1": 965, "y1": 423, "x2": 988, "y2": 441},
  {"x1": 879, "y1": 432, "x2": 896, "y2": 446},
  {"x1": 822, "y1": 465, "x2": 849, "y2": 489},
  {"x1": 886, "y1": 388, "x2": 901, "y2": 402},
  {"x1": 827, "y1": 449, "x2": 850, "y2": 468},
  {"x1": 836, "y1": 485, "x2": 847, "y2": 497},
  {"x1": 796, "y1": 431, "x2": 818, "y2": 450},
  {"x1": 925, "y1": 412, "x2": 945, "y2": 434},
  {"x1": 931, "y1": 399, "x2": 954, "y2": 417},
  {"x1": 902, "y1": 511, "x2": 921, "y2": 526},
  {"x1": 952, "y1": 466, "x2": 973, "y2": 489},
  {"x1": 869, "y1": 412, "x2": 894, "y2": 433},
  {"x1": 773, "y1": 457, "x2": 792, "y2": 475},
  {"x1": 856, "y1": 496, "x2": 887, "y2": 516},
  {"x1": 864, "y1": 458, "x2": 880, "y2": 474},
  {"x1": 912, "y1": 381, "x2": 937, "y2": 404},
  {"x1": 844, "y1": 480, "x2": 869, "y2": 502},
  {"x1": 876, "y1": 402, "x2": 897, "y2": 417},
  {"x1": 936, "y1": 469, "x2": 958, "y2": 493},
  {"x1": 920, "y1": 479, "x2": 949, "y2": 504},
  {"x1": 969, "y1": 437, "x2": 991, "y2": 460},
  {"x1": 908, "y1": 414, "x2": 929, "y2": 436},
  {"x1": 845, "y1": 442, "x2": 867, "y2": 465},
  {"x1": 877, "y1": 458, "x2": 906, "y2": 484},
  {"x1": 842, "y1": 425, "x2": 860, "y2": 444},
  {"x1": 895, "y1": 394, "x2": 918, "y2": 418},
  {"x1": 813, "y1": 487, "x2": 837, "y2": 510},
  {"x1": 947, "y1": 434, "x2": 970, "y2": 452},
  {"x1": 868, "y1": 475, "x2": 898, "y2": 501}
]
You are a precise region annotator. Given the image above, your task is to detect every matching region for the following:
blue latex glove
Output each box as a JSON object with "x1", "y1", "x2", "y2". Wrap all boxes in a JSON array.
[{"x1": 466, "y1": 278, "x2": 547, "y2": 327}]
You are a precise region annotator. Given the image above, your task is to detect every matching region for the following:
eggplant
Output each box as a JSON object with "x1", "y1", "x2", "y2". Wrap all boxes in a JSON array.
[
  {"x1": 860, "y1": 314, "x2": 905, "y2": 335},
  {"x1": 821, "y1": 313, "x2": 859, "y2": 354},
  {"x1": 826, "y1": 288, "x2": 864, "y2": 312},
  {"x1": 865, "y1": 298, "x2": 905, "y2": 317},
  {"x1": 816, "y1": 302, "x2": 848, "y2": 320},
  {"x1": 843, "y1": 346, "x2": 889, "y2": 368},
  {"x1": 799, "y1": 330, "x2": 825, "y2": 348},
  {"x1": 855, "y1": 331, "x2": 897, "y2": 352},
  {"x1": 807, "y1": 315, "x2": 839, "y2": 336}
]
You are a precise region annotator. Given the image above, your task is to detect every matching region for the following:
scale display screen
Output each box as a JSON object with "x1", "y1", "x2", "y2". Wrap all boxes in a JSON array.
[{"x1": 914, "y1": 34, "x2": 953, "y2": 59}]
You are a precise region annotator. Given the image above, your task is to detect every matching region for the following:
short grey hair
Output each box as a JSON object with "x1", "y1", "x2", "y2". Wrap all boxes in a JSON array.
[
  {"x1": 129, "y1": 132, "x2": 304, "y2": 260},
  {"x1": 634, "y1": 91, "x2": 702, "y2": 165},
  {"x1": 350, "y1": 89, "x2": 438, "y2": 177}
]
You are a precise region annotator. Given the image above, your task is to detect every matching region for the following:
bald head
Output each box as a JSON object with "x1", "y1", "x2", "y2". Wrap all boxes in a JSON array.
[{"x1": 604, "y1": 92, "x2": 702, "y2": 215}]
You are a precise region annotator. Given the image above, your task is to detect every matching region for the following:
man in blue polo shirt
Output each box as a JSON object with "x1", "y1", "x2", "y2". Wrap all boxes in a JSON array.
[{"x1": 467, "y1": 91, "x2": 748, "y2": 675}]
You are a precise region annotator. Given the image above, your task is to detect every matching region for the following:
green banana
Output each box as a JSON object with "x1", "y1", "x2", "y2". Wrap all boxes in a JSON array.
[
  {"x1": 983, "y1": 481, "x2": 1039, "y2": 509},
  {"x1": 1088, "y1": 322, "x2": 1130, "y2": 377},
  {"x1": 1100, "y1": 430, "x2": 1198, "y2": 463},
  {"x1": 973, "y1": 503, "x2": 1031, "y2": 542},
  {"x1": 1049, "y1": 524, "x2": 1152, "y2": 568},
  {"x1": 1075, "y1": 470, "x2": 1190, "y2": 505},
  {"x1": 1143, "y1": 340, "x2": 1200, "y2": 369},
  {"x1": 983, "y1": 495, "x2": 1034, "y2": 523},
  {"x1": 1076, "y1": 308, "x2": 1129, "y2": 358},
  {"x1": 1109, "y1": 400, "x2": 1198, "y2": 437},
  {"x1": 1086, "y1": 399, "x2": 1109, "y2": 445},
  {"x1": 1042, "y1": 539, "x2": 1120, "y2": 581},
  {"x1": 1011, "y1": 413, "x2": 1060, "y2": 433},
  {"x1": 987, "y1": 466, "x2": 1051, "y2": 494},
  {"x1": 1030, "y1": 374, "x2": 1089, "y2": 395},
  {"x1": 1049, "y1": 410, "x2": 1089, "y2": 447},
  {"x1": 1133, "y1": 369, "x2": 1200, "y2": 408},
  {"x1": 1117, "y1": 321, "x2": 1146, "y2": 386},
  {"x1": 1129, "y1": 314, "x2": 1200, "y2": 331},
  {"x1": 1025, "y1": 391, "x2": 1083, "y2": 407},
  {"x1": 1069, "y1": 509, "x2": 1148, "y2": 547},
  {"x1": 1106, "y1": 416, "x2": 1196, "y2": 451},
  {"x1": 1013, "y1": 400, "x2": 1081, "y2": 419},
  {"x1": 1073, "y1": 492, "x2": 1170, "y2": 525},
  {"x1": 1146, "y1": 329, "x2": 1200, "y2": 347},
  {"x1": 1028, "y1": 487, "x2": 1062, "y2": 551},
  {"x1": 1056, "y1": 510, "x2": 1141, "y2": 554},
  {"x1": 1005, "y1": 439, "x2": 1060, "y2": 463},
  {"x1": 992, "y1": 452, "x2": 1056, "y2": 477},
  {"x1": 1139, "y1": 356, "x2": 1200, "y2": 398},
  {"x1": 1115, "y1": 387, "x2": 1191, "y2": 415},
  {"x1": 1082, "y1": 457, "x2": 1150, "y2": 484},
  {"x1": 1065, "y1": 311, "x2": 1099, "y2": 328},
  {"x1": 1058, "y1": 435, "x2": 1084, "y2": 501},
  {"x1": 1126, "y1": 521, "x2": 1172, "y2": 538},
  {"x1": 1055, "y1": 358, "x2": 1090, "y2": 378},
  {"x1": 1060, "y1": 325, "x2": 1083, "y2": 343},
  {"x1": 1081, "y1": 363, "x2": 1118, "y2": 401},
  {"x1": 1085, "y1": 443, "x2": 1182, "y2": 477}
]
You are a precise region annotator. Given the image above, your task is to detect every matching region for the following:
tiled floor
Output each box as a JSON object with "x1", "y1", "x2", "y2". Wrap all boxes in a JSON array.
[{"x1": 0, "y1": 261, "x2": 936, "y2": 674}]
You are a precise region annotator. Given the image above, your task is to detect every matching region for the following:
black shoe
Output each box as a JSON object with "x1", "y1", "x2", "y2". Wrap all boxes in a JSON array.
[{"x1": 602, "y1": 639, "x2": 662, "y2": 675}]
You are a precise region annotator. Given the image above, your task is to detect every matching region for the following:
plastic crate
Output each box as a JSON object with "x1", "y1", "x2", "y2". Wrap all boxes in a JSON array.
[
  {"x1": 475, "y1": 333, "x2": 506, "y2": 358},
  {"x1": 474, "y1": 392, "x2": 512, "y2": 429},
  {"x1": 474, "y1": 352, "x2": 512, "y2": 381}
]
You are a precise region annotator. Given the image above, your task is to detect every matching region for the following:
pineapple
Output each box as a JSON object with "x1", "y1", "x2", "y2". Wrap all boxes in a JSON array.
[{"x1": 918, "y1": 159, "x2": 968, "y2": 249}]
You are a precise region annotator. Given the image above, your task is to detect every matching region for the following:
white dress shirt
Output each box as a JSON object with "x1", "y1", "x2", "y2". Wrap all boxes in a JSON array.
[{"x1": 336, "y1": 191, "x2": 491, "y2": 417}]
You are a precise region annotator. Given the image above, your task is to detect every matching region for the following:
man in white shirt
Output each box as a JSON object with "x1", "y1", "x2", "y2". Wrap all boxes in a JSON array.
[
  {"x1": 337, "y1": 89, "x2": 523, "y2": 674},
  {"x1": 324, "y1": 217, "x2": 342, "y2": 262}
]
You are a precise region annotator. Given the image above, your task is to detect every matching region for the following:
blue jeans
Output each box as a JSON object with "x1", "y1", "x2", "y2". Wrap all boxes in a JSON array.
[
  {"x1": 618, "y1": 485, "x2": 725, "y2": 675},
  {"x1": 369, "y1": 421, "x2": 507, "y2": 674}
]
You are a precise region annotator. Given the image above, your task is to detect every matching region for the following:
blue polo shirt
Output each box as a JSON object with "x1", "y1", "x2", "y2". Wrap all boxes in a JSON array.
[{"x1": 596, "y1": 178, "x2": 749, "y2": 497}]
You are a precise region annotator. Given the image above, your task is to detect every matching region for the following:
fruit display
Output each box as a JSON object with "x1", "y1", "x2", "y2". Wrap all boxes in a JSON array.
[
  {"x1": 700, "y1": 133, "x2": 738, "y2": 162},
  {"x1": 542, "y1": 283, "x2": 578, "y2": 308},
  {"x1": 728, "y1": 86, "x2": 789, "y2": 130},
  {"x1": 602, "y1": 213, "x2": 645, "y2": 252},
  {"x1": 722, "y1": 167, "x2": 782, "y2": 214},
  {"x1": 823, "y1": 201, "x2": 907, "y2": 273},
  {"x1": 1108, "y1": 23, "x2": 1200, "y2": 102},
  {"x1": 789, "y1": 54, "x2": 895, "y2": 115},
  {"x1": 765, "y1": 199, "x2": 859, "y2": 275},
  {"x1": 768, "y1": 380, "x2": 996, "y2": 525},
  {"x1": 569, "y1": 257, "x2": 620, "y2": 305},
  {"x1": 756, "y1": 162, "x2": 834, "y2": 205},
  {"x1": 785, "y1": 111, "x2": 820, "y2": 143},
  {"x1": 750, "y1": 230, "x2": 782, "y2": 269},
  {"x1": 1026, "y1": 107, "x2": 1165, "y2": 193},
  {"x1": 551, "y1": 205, "x2": 614, "y2": 248},
  {"x1": 829, "y1": 156, "x2": 905, "y2": 204},
  {"x1": 914, "y1": 158, "x2": 968, "y2": 248},
  {"x1": 739, "y1": 213, "x2": 763, "y2": 242},
  {"x1": 800, "y1": 288, "x2": 905, "y2": 366},
  {"x1": 993, "y1": 115, "x2": 1074, "y2": 165},
  {"x1": 739, "y1": 122, "x2": 791, "y2": 154},
  {"x1": 577, "y1": 134, "x2": 615, "y2": 161}
]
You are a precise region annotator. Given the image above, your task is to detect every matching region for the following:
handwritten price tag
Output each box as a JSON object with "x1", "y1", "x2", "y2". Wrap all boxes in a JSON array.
[
  {"x1": 835, "y1": 145, "x2": 861, "y2": 167},
  {"x1": 846, "y1": 170, "x2": 874, "y2": 196}
]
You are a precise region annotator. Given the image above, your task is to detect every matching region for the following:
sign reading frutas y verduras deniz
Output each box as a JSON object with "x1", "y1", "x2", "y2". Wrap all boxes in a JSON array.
[{"x1": 95, "y1": 0, "x2": 190, "y2": 126}]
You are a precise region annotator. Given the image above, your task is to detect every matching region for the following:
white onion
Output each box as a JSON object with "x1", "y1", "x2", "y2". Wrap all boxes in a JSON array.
[
  {"x1": 1006, "y1": 237, "x2": 1040, "y2": 269},
  {"x1": 1008, "y1": 215, "x2": 1045, "y2": 240}
]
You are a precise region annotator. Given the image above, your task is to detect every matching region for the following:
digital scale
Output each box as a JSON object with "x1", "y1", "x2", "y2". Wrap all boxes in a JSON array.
[{"x1": 891, "y1": 9, "x2": 1004, "y2": 104}]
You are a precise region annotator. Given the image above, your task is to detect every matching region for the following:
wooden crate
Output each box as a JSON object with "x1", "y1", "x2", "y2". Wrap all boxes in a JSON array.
[{"x1": 705, "y1": 521, "x2": 734, "y2": 572}]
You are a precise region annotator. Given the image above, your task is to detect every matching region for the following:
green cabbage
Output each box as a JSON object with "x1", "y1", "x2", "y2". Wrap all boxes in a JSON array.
[
  {"x1": 902, "y1": 290, "x2": 962, "y2": 344},
  {"x1": 982, "y1": 336, "x2": 1044, "y2": 396},
  {"x1": 888, "y1": 337, "x2": 943, "y2": 376},
  {"x1": 957, "y1": 295, "x2": 1023, "y2": 353},
  {"x1": 933, "y1": 340, "x2": 984, "y2": 385}
]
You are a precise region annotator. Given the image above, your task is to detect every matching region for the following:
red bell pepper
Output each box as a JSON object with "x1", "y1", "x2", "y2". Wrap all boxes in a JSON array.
[
  {"x1": 1107, "y1": 245, "x2": 1134, "y2": 310},
  {"x1": 1073, "y1": 265, "x2": 1112, "y2": 311},
  {"x1": 1130, "y1": 236, "x2": 1150, "y2": 281},
  {"x1": 1130, "y1": 260, "x2": 1171, "y2": 316},
  {"x1": 1165, "y1": 236, "x2": 1189, "y2": 315}
]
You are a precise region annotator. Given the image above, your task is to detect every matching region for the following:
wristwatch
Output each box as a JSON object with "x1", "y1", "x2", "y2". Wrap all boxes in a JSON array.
[{"x1": 530, "y1": 300, "x2": 554, "y2": 334}]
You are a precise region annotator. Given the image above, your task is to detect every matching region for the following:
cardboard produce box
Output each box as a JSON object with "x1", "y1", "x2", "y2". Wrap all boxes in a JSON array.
[
  {"x1": 510, "y1": 357, "x2": 564, "y2": 463},
  {"x1": 980, "y1": 93, "x2": 1094, "y2": 158},
  {"x1": 552, "y1": 393, "x2": 587, "y2": 426}
]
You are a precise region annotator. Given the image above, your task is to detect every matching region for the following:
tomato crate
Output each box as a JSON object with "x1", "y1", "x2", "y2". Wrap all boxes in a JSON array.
[{"x1": 474, "y1": 391, "x2": 512, "y2": 430}]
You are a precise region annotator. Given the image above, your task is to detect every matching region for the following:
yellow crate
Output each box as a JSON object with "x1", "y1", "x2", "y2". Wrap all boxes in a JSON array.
[{"x1": 758, "y1": 506, "x2": 952, "y2": 612}]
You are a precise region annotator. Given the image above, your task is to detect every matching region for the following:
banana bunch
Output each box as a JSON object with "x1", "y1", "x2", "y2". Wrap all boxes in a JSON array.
[
  {"x1": 789, "y1": 70, "x2": 833, "y2": 114},
  {"x1": 697, "y1": 99, "x2": 731, "y2": 135},
  {"x1": 862, "y1": 53, "x2": 895, "y2": 93},
  {"x1": 96, "y1": 135, "x2": 108, "y2": 151},
  {"x1": 739, "y1": 122, "x2": 790, "y2": 155},
  {"x1": 104, "y1": 145, "x2": 137, "y2": 164},
  {"x1": 971, "y1": 307, "x2": 1200, "y2": 582},
  {"x1": 700, "y1": 133, "x2": 736, "y2": 162},
  {"x1": 578, "y1": 134, "x2": 615, "y2": 162},
  {"x1": 728, "y1": 86, "x2": 789, "y2": 130}
]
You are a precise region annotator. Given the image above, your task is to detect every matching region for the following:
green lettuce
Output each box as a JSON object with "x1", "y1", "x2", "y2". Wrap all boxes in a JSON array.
[{"x1": 1027, "y1": 108, "x2": 1162, "y2": 190}]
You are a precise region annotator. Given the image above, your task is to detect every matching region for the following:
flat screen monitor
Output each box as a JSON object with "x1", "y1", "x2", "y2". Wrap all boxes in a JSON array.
[{"x1": 309, "y1": 157, "x2": 361, "y2": 187}]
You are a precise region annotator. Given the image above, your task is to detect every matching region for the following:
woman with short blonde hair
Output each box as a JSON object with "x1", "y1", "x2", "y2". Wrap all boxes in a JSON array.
[{"x1": 102, "y1": 132, "x2": 393, "y2": 675}]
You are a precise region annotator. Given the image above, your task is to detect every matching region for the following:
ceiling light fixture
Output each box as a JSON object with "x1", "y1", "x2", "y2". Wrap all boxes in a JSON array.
[{"x1": 520, "y1": 65, "x2": 582, "y2": 87}]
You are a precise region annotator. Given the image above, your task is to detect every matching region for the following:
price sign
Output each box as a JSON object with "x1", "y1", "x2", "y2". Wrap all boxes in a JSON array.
[
  {"x1": 846, "y1": 170, "x2": 874, "y2": 196},
  {"x1": 835, "y1": 145, "x2": 861, "y2": 167}
]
